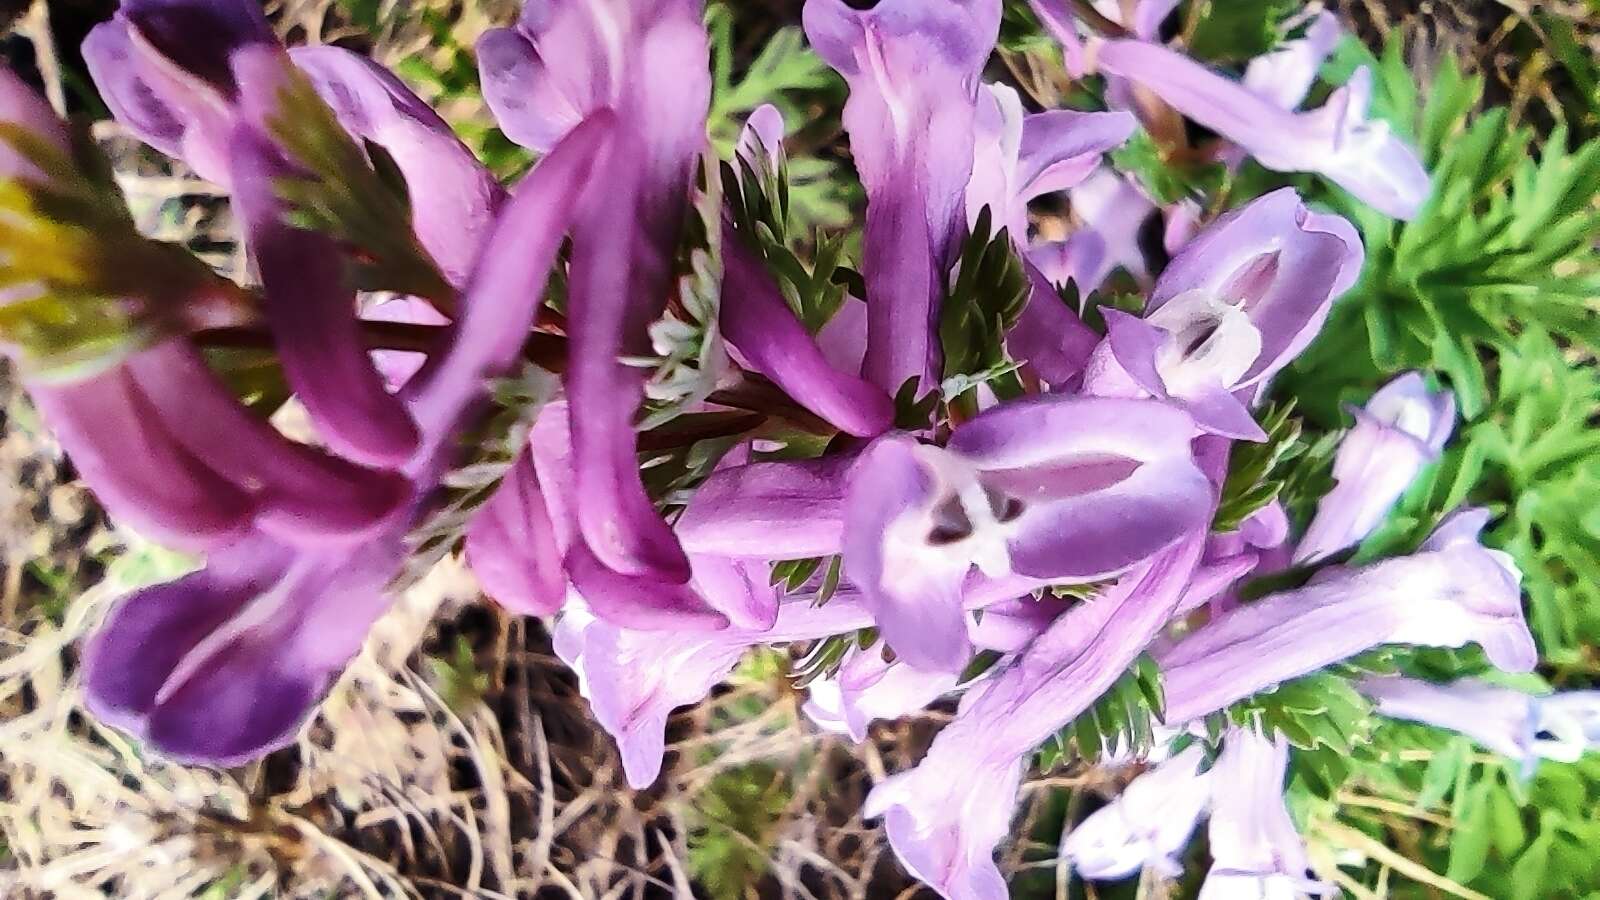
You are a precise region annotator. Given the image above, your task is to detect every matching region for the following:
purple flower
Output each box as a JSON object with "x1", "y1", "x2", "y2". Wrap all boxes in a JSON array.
[
  {"x1": 844, "y1": 396, "x2": 1211, "y2": 671},
  {"x1": 1159, "y1": 508, "x2": 1535, "y2": 724},
  {"x1": 1062, "y1": 743, "x2": 1212, "y2": 880},
  {"x1": 229, "y1": 47, "x2": 422, "y2": 466},
  {"x1": 502, "y1": 403, "x2": 731, "y2": 629},
  {"x1": 287, "y1": 46, "x2": 506, "y2": 286},
  {"x1": 721, "y1": 220, "x2": 895, "y2": 438},
  {"x1": 556, "y1": 592, "x2": 881, "y2": 788},
  {"x1": 804, "y1": 648, "x2": 960, "y2": 742},
  {"x1": 1242, "y1": 11, "x2": 1344, "y2": 112},
  {"x1": 81, "y1": 0, "x2": 275, "y2": 184},
  {"x1": 1199, "y1": 727, "x2": 1330, "y2": 900},
  {"x1": 966, "y1": 84, "x2": 1136, "y2": 239},
  {"x1": 1060, "y1": 168, "x2": 1158, "y2": 288},
  {"x1": 481, "y1": 0, "x2": 711, "y2": 583},
  {"x1": 1, "y1": 68, "x2": 409, "y2": 548},
  {"x1": 1295, "y1": 372, "x2": 1455, "y2": 564},
  {"x1": 676, "y1": 453, "x2": 857, "y2": 561},
  {"x1": 465, "y1": 449, "x2": 566, "y2": 617},
  {"x1": 863, "y1": 536, "x2": 1206, "y2": 899},
  {"x1": 804, "y1": 0, "x2": 999, "y2": 393},
  {"x1": 81, "y1": 113, "x2": 616, "y2": 765},
  {"x1": 1097, "y1": 40, "x2": 1431, "y2": 220},
  {"x1": 1086, "y1": 189, "x2": 1363, "y2": 440},
  {"x1": 1361, "y1": 677, "x2": 1599, "y2": 778}
]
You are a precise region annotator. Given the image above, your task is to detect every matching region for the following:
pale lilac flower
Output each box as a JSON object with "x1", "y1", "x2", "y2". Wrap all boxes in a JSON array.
[
  {"x1": 1160, "y1": 508, "x2": 1536, "y2": 724},
  {"x1": 1064, "y1": 167, "x2": 1158, "y2": 288},
  {"x1": 1086, "y1": 189, "x2": 1363, "y2": 440},
  {"x1": 557, "y1": 592, "x2": 881, "y2": 788},
  {"x1": 804, "y1": 648, "x2": 960, "y2": 742},
  {"x1": 1361, "y1": 677, "x2": 1598, "y2": 778},
  {"x1": 844, "y1": 396, "x2": 1211, "y2": 671},
  {"x1": 966, "y1": 84, "x2": 1136, "y2": 239},
  {"x1": 736, "y1": 103, "x2": 787, "y2": 170},
  {"x1": 82, "y1": 113, "x2": 615, "y2": 764},
  {"x1": 863, "y1": 536, "x2": 1206, "y2": 899},
  {"x1": 1199, "y1": 727, "x2": 1330, "y2": 900},
  {"x1": 1242, "y1": 12, "x2": 1344, "y2": 112},
  {"x1": 1097, "y1": 40, "x2": 1431, "y2": 219},
  {"x1": 1062, "y1": 743, "x2": 1212, "y2": 880},
  {"x1": 1295, "y1": 372, "x2": 1455, "y2": 564},
  {"x1": 804, "y1": 0, "x2": 999, "y2": 393}
]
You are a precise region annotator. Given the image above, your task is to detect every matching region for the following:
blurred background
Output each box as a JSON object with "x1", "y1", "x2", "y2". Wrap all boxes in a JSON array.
[{"x1": 1, "y1": 1, "x2": 1597, "y2": 897}]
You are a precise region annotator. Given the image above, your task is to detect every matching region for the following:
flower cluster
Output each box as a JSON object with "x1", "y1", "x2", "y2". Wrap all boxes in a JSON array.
[{"x1": 1, "y1": 1, "x2": 1596, "y2": 897}]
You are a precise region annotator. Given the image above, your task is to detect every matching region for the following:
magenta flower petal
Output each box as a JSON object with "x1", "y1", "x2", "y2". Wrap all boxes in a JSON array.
[
  {"x1": 83, "y1": 537, "x2": 399, "y2": 766},
  {"x1": 287, "y1": 46, "x2": 506, "y2": 287},
  {"x1": 1097, "y1": 40, "x2": 1431, "y2": 220},
  {"x1": 466, "y1": 450, "x2": 567, "y2": 617},
  {"x1": 563, "y1": 541, "x2": 728, "y2": 632},
  {"x1": 1007, "y1": 256, "x2": 1100, "y2": 388},
  {"x1": 805, "y1": 0, "x2": 999, "y2": 393},
  {"x1": 227, "y1": 51, "x2": 420, "y2": 467},
  {"x1": 677, "y1": 453, "x2": 855, "y2": 560},
  {"x1": 79, "y1": 107, "x2": 612, "y2": 767},
  {"x1": 720, "y1": 225, "x2": 895, "y2": 437},
  {"x1": 24, "y1": 368, "x2": 253, "y2": 549},
  {"x1": 123, "y1": 342, "x2": 409, "y2": 541}
]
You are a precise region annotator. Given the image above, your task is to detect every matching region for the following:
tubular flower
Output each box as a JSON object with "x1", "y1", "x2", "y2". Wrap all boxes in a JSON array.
[
  {"x1": 555, "y1": 592, "x2": 881, "y2": 789},
  {"x1": 804, "y1": 0, "x2": 1000, "y2": 394},
  {"x1": 721, "y1": 220, "x2": 895, "y2": 438},
  {"x1": 844, "y1": 396, "x2": 1211, "y2": 671},
  {"x1": 804, "y1": 646, "x2": 962, "y2": 742},
  {"x1": 1159, "y1": 508, "x2": 1537, "y2": 724},
  {"x1": 86, "y1": 0, "x2": 426, "y2": 465},
  {"x1": 1061, "y1": 743, "x2": 1212, "y2": 880},
  {"x1": 1360, "y1": 677, "x2": 1600, "y2": 778},
  {"x1": 81, "y1": 114, "x2": 615, "y2": 764},
  {"x1": 1199, "y1": 727, "x2": 1331, "y2": 900},
  {"x1": 0, "y1": 67, "x2": 412, "y2": 548},
  {"x1": 1294, "y1": 372, "x2": 1455, "y2": 564},
  {"x1": 1087, "y1": 188, "x2": 1363, "y2": 440},
  {"x1": 481, "y1": 0, "x2": 709, "y2": 584},
  {"x1": 1097, "y1": 40, "x2": 1431, "y2": 220},
  {"x1": 863, "y1": 536, "x2": 1206, "y2": 900}
]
